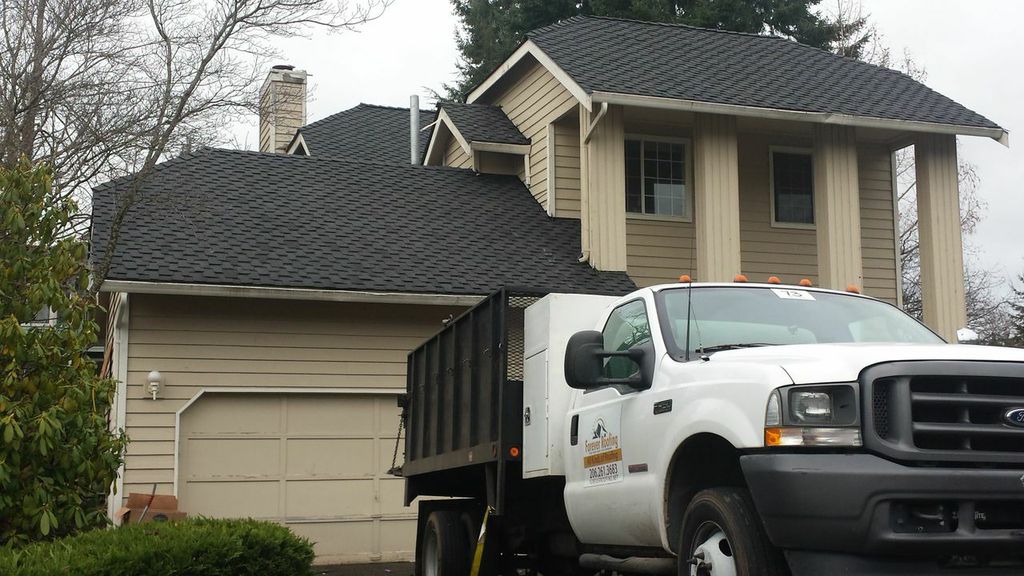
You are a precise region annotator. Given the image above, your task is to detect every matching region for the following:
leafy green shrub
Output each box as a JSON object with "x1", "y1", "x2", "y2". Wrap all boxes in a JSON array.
[
  {"x1": 0, "y1": 518, "x2": 315, "y2": 576},
  {"x1": 1, "y1": 162, "x2": 126, "y2": 544}
]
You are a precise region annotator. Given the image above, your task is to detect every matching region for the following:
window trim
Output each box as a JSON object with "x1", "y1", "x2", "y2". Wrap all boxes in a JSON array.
[
  {"x1": 625, "y1": 134, "x2": 694, "y2": 223},
  {"x1": 769, "y1": 145, "x2": 816, "y2": 230}
]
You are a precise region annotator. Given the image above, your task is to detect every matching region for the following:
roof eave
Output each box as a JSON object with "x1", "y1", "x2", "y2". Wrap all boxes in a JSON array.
[
  {"x1": 100, "y1": 280, "x2": 486, "y2": 306},
  {"x1": 591, "y1": 91, "x2": 1008, "y2": 146},
  {"x1": 471, "y1": 141, "x2": 531, "y2": 154}
]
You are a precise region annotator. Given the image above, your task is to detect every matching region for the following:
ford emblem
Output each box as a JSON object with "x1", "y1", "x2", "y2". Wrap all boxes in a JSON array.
[{"x1": 1005, "y1": 408, "x2": 1024, "y2": 428}]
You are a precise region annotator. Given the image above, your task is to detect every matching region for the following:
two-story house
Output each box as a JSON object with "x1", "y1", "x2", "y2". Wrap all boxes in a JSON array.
[{"x1": 90, "y1": 16, "x2": 1007, "y2": 564}]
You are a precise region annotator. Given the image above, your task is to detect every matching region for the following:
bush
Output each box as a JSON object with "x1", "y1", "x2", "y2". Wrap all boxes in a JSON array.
[
  {"x1": 1, "y1": 162, "x2": 126, "y2": 543},
  {"x1": 0, "y1": 518, "x2": 315, "y2": 576}
]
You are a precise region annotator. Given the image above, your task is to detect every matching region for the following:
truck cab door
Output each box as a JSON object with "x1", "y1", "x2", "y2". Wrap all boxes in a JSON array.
[{"x1": 563, "y1": 298, "x2": 663, "y2": 547}]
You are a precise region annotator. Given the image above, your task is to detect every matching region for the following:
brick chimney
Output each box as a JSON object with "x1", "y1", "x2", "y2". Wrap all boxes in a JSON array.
[{"x1": 259, "y1": 65, "x2": 307, "y2": 153}]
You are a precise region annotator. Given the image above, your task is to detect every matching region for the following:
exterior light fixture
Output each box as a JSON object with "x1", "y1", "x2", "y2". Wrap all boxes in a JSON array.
[{"x1": 147, "y1": 370, "x2": 163, "y2": 400}]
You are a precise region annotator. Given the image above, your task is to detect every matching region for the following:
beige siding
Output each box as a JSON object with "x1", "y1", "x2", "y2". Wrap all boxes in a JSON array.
[
  {"x1": 738, "y1": 133, "x2": 820, "y2": 285},
  {"x1": 553, "y1": 119, "x2": 581, "y2": 218},
  {"x1": 859, "y1": 145, "x2": 899, "y2": 303},
  {"x1": 121, "y1": 294, "x2": 462, "y2": 498},
  {"x1": 444, "y1": 135, "x2": 472, "y2": 169},
  {"x1": 626, "y1": 218, "x2": 695, "y2": 287},
  {"x1": 487, "y1": 59, "x2": 578, "y2": 211}
]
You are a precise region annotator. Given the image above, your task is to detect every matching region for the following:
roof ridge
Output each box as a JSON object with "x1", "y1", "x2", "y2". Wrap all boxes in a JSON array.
[
  {"x1": 299, "y1": 102, "x2": 434, "y2": 132},
  {"x1": 529, "y1": 14, "x2": 791, "y2": 43}
]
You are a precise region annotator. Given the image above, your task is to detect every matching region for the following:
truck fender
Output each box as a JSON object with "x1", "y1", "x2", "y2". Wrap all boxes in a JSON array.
[{"x1": 654, "y1": 398, "x2": 762, "y2": 552}]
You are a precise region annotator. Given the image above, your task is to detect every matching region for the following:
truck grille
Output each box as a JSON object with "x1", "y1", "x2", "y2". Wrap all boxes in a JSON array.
[
  {"x1": 863, "y1": 362, "x2": 1024, "y2": 465},
  {"x1": 909, "y1": 376, "x2": 1024, "y2": 453}
]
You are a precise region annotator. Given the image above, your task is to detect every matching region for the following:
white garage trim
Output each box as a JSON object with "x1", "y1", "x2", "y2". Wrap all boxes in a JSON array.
[
  {"x1": 172, "y1": 387, "x2": 404, "y2": 496},
  {"x1": 106, "y1": 293, "x2": 130, "y2": 522}
]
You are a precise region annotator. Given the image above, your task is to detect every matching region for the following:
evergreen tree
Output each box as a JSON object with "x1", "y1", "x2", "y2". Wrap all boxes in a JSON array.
[{"x1": 446, "y1": 0, "x2": 867, "y2": 99}]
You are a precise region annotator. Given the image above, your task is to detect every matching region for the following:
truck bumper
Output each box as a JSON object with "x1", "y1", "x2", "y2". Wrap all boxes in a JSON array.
[{"x1": 740, "y1": 453, "x2": 1024, "y2": 574}]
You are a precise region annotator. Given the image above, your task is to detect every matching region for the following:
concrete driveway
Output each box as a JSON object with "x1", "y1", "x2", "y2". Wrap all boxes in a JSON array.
[{"x1": 314, "y1": 563, "x2": 414, "y2": 576}]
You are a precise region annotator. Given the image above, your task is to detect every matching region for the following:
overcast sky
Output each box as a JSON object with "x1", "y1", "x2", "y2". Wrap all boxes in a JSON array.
[{"x1": 241, "y1": 0, "x2": 1023, "y2": 290}]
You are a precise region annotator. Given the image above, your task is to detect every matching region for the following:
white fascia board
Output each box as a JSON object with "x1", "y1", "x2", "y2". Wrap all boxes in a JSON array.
[
  {"x1": 100, "y1": 280, "x2": 484, "y2": 307},
  {"x1": 433, "y1": 108, "x2": 473, "y2": 156},
  {"x1": 591, "y1": 91, "x2": 1009, "y2": 145},
  {"x1": 470, "y1": 141, "x2": 531, "y2": 155},
  {"x1": 467, "y1": 40, "x2": 592, "y2": 112}
]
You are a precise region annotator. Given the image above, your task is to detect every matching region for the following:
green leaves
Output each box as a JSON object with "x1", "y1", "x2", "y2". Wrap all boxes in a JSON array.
[
  {"x1": 1, "y1": 162, "x2": 126, "y2": 544},
  {"x1": 0, "y1": 519, "x2": 315, "y2": 576}
]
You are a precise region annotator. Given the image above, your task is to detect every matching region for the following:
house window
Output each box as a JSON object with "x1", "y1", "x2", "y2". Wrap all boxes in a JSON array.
[
  {"x1": 625, "y1": 138, "x2": 689, "y2": 218},
  {"x1": 771, "y1": 148, "x2": 814, "y2": 226}
]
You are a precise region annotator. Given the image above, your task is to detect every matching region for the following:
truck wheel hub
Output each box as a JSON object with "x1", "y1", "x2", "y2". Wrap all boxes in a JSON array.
[{"x1": 688, "y1": 523, "x2": 737, "y2": 576}]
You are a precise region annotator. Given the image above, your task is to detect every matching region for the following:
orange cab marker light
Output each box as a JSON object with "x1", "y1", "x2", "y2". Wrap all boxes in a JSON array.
[
  {"x1": 509, "y1": 446, "x2": 520, "y2": 458},
  {"x1": 764, "y1": 428, "x2": 783, "y2": 447},
  {"x1": 734, "y1": 274, "x2": 748, "y2": 283},
  {"x1": 679, "y1": 274, "x2": 692, "y2": 283},
  {"x1": 767, "y1": 276, "x2": 781, "y2": 284},
  {"x1": 847, "y1": 284, "x2": 861, "y2": 294},
  {"x1": 799, "y1": 278, "x2": 813, "y2": 287}
]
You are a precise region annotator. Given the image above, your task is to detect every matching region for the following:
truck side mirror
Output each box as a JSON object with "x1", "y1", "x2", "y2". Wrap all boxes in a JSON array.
[{"x1": 564, "y1": 330, "x2": 650, "y2": 390}]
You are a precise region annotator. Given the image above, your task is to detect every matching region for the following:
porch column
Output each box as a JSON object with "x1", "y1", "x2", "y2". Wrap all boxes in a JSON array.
[
  {"x1": 579, "y1": 104, "x2": 627, "y2": 271},
  {"x1": 693, "y1": 113, "x2": 741, "y2": 282},
  {"x1": 813, "y1": 124, "x2": 863, "y2": 290},
  {"x1": 915, "y1": 134, "x2": 966, "y2": 341}
]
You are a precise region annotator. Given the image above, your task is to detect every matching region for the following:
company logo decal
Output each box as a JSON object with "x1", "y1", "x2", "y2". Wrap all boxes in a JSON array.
[
  {"x1": 1004, "y1": 408, "x2": 1024, "y2": 428},
  {"x1": 583, "y1": 410, "x2": 623, "y2": 486}
]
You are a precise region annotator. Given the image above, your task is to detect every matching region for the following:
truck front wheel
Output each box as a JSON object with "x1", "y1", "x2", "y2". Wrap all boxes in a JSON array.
[
  {"x1": 678, "y1": 487, "x2": 787, "y2": 576},
  {"x1": 420, "y1": 510, "x2": 471, "y2": 576}
]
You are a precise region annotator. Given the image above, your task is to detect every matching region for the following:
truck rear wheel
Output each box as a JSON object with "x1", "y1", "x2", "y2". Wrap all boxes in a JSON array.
[
  {"x1": 421, "y1": 510, "x2": 471, "y2": 576},
  {"x1": 678, "y1": 487, "x2": 787, "y2": 576}
]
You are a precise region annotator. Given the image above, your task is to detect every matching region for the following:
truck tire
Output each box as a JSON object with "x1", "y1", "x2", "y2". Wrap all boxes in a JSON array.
[
  {"x1": 420, "y1": 510, "x2": 471, "y2": 576},
  {"x1": 678, "y1": 487, "x2": 788, "y2": 576}
]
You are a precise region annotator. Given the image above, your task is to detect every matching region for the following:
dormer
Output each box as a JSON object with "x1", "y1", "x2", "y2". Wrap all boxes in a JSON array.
[{"x1": 424, "y1": 103, "x2": 531, "y2": 177}]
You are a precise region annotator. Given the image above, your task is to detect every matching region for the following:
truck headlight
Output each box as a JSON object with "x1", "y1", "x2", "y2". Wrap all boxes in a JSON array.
[{"x1": 763, "y1": 384, "x2": 861, "y2": 447}]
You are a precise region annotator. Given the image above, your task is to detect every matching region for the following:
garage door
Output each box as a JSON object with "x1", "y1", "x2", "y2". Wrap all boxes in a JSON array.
[{"x1": 177, "y1": 392, "x2": 412, "y2": 563}]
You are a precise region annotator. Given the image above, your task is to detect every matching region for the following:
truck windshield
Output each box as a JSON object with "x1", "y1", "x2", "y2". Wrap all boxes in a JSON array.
[{"x1": 656, "y1": 286, "x2": 943, "y2": 357}]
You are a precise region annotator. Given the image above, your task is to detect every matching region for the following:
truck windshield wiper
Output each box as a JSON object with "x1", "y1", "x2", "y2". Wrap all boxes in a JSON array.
[{"x1": 698, "y1": 343, "x2": 776, "y2": 354}]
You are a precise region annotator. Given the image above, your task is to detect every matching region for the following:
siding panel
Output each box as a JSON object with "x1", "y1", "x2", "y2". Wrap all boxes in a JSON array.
[
  {"x1": 738, "y1": 133, "x2": 819, "y2": 285},
  {"x1": 858, "y1": 145, "x2": 899, "y2": 303},
  {"x1": 121, "y1": 295, "x2": 462, "y2": 497},
  {"x1": 488, "y1": 59, "x2": 579, "y2": 210},
  {"x1": 444, "y1": 136, "x2": 472, "y2": 169},
  {"x1": 626, "y1": 218, "x2": 695, "y2": 287}
]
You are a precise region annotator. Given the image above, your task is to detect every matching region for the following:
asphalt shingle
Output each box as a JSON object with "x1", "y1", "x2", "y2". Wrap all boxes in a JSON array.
[
  {"x1": 441, "y1": 103, "x2": 530, "y2": 145},
  {"x1": 528, "y1": 17, "x2": 1001, "y2": 130},
  {"x1": 90, "y1": 149, "x2": 635, "y2": 296},
  {"x1": 296, "y1": 104, "x2": 436, "y2": 163}
]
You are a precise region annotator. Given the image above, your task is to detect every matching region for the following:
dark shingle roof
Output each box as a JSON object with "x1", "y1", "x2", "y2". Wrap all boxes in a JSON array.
[
  {"x1": 90, "y1": 149, "x2": 635, "y2": 296},
  {"x1": 440, "y1": 103, "x2": 530, "y2": 145},
  {"x1": 296, "y1": 103, "x2": 436, "y2": 162},
  {"x1": 528, "y1": 16, "x2": 1001, "y2": 130}
]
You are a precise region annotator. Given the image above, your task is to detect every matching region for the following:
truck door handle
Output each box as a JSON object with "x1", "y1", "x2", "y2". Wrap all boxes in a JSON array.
[{"x1": 570, "y1": 415, "x2": 579, "y2": 446}]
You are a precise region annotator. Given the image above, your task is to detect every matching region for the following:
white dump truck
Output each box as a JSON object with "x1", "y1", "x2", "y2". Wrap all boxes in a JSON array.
[{"x1": 397, "y1": 282, "x2": 1024, "y2": 576}]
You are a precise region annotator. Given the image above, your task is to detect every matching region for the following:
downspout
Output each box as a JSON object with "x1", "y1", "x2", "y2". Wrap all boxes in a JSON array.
[{"x1": 579, "y1": 102, "x2": 609, "y2": 264}]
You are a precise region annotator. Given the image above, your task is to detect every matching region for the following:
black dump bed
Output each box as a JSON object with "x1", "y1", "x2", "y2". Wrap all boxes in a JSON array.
[{"x1": 401, "y1": 289, "x2": 541, "y2": 510}]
